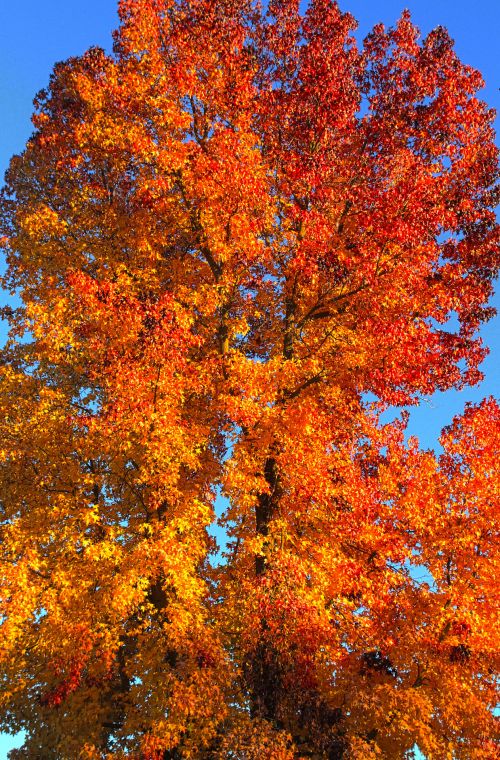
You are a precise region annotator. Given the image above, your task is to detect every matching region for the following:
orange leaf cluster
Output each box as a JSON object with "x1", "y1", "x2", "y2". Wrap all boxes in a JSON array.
[{"x1": 0, "y1": 1, "x2": 499, "y2": 757}]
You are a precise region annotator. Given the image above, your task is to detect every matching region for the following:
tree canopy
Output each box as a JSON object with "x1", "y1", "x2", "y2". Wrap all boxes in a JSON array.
[{"x1": 0, "y1": 1, "x2": 499, "y2": 757}]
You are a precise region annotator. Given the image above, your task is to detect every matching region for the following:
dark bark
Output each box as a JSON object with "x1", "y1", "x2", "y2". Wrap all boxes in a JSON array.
[{"x1": 255, "y1": 456, "x2": 281, "y2": 576}]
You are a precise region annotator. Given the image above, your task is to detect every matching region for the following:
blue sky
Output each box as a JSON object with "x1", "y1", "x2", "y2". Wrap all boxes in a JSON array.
[{"x1": 0, "y1": 1, "x2": 498, "y2": 757}]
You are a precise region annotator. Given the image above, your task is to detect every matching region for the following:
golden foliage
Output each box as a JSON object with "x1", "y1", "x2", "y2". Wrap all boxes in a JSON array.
[{"x1": 0, "y1": 1, "x2": 499, "y2": 757}]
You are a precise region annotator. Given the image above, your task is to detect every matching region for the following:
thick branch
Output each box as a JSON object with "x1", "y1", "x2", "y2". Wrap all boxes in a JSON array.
[{"x1": 255, "y1": 456, "x2": 281, "y2": 576}]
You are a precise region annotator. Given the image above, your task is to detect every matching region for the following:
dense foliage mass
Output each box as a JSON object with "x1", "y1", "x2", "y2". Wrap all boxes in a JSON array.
[{"x1": 1, "y1": 1, "x2": 499, "y2": 757}]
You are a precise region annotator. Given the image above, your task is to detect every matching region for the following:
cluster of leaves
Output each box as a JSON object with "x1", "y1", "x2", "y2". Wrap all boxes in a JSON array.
[{"x1": 0, "y1": 1, "x2": 499, "y2": 757}]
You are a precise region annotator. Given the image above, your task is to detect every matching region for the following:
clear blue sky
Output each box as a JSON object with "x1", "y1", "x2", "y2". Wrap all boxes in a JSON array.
[{"x1": 0, "y1": 1, "x2": 498, "y2": 757}]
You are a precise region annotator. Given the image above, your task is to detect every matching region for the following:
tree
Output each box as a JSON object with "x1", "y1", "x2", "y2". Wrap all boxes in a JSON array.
[{"x1": 0, "y1": 0, "x2": 499, "y2": 756}]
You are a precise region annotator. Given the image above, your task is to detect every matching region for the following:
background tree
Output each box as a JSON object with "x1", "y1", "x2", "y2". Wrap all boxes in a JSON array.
[{"x1": 0, "y1": 1, "x2": 499, "y2": 757}]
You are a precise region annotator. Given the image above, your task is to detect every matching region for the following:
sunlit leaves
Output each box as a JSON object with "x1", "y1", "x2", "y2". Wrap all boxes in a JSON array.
[{"x1": 0, "y1": 0, "x2": 499, "y2": 757}]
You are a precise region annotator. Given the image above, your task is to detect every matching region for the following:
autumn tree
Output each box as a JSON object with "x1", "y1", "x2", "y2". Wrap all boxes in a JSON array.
[{"x1": 0, "y1": 1, "x2": 499, "y2": 757}]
